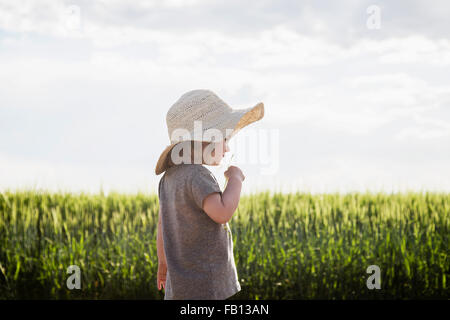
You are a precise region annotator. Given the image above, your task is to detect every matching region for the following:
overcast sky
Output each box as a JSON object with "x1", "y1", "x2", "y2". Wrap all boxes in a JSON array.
[{"x1": 1, "y1": 0, "x2": 449, "y2": 195}]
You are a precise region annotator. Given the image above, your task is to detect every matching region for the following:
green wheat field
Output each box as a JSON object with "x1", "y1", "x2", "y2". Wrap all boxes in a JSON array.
[{"x1": 0, "y1": 190, "x2": 448, "y2": 299}]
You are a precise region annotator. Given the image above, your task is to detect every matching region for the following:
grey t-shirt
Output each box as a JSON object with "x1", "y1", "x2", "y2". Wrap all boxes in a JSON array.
[{"x1": 158, "y1": 163, "x2": 241, "y2": 300}]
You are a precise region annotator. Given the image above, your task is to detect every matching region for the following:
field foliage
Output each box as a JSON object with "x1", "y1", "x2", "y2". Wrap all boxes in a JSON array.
[{"x1": 0, "y1": 190, "x2": 448, "y2": 299}]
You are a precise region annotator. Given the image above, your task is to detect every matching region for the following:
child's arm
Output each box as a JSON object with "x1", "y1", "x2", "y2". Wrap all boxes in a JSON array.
[
  {"x1": 203, "y1": 166, "x2": 245, "y2": 224},
  {"x1": 157, "y1": 212, "x2": 166, "y2": 263},
  {"x1": 156, "y1": 210, "x2": 167, "y2": 290}
]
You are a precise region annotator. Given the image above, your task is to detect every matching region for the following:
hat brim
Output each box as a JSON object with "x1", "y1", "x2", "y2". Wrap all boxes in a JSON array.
[
  {"x1": 219, "y1": 102, "x2": 264, "y2": 140},
  {"x1": 154, "y1": 102, "x2": 264, "y2": 175}
]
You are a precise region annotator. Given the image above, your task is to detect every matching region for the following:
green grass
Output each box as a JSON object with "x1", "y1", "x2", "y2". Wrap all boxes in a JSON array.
[{"x1": 0, "y1": 190, "x2": 448, "y2": 299}]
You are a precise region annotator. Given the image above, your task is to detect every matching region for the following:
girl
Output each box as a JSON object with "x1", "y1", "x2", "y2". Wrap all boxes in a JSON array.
[{"x1": 155, "y1": 89, "x2": 264, "y2": 299}]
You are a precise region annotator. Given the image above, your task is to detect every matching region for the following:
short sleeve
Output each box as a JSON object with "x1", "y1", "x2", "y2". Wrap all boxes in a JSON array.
[{"x1": 190, "y1": 169, "x2": 222, "y2": 209}]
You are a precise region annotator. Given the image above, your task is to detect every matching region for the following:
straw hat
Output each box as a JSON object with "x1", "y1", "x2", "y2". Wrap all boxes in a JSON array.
[{"x1": 155, "y1": 89, "x2": 264, "y2": 175}]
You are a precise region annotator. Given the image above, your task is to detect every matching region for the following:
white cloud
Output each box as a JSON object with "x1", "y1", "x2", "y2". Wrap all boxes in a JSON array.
[
  {"x1": 378, "y1": 36, "x2": 450, "y2": 66},
  {"x1": 0, "y1": 153, "x2": 156, "y2": 194},
  {"x1": 394, "y1": 113, "x2": 450, "y2": 140},
  {"x1": 1, "y1": 0, "x2": 450, "y2": 193},
  {"x1": 292, "y1": 155, "x2": 450, "y2": 194}
]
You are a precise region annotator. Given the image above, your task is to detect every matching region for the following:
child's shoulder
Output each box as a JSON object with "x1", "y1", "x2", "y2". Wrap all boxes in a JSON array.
[
  {"x1": 169, "y1": 163, "x2": 210, "y2": 173},
  {"x1": 176, "y1": 164, "x2": 218, "y2": 186},
  {"x1": 164, "y1": 163, "x2": 213, "y2": 180},
  {"x1": 161, "y1": 164, "x2": 220, "y2": 198}
]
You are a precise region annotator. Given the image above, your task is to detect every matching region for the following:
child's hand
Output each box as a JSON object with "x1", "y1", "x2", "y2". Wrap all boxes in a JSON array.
[
  {"x1": 157, "y1": 262, "x2": 167, "y2": 291},
  {"x1": 224, "y1": 165, "x2": 245, "y2": 183}
]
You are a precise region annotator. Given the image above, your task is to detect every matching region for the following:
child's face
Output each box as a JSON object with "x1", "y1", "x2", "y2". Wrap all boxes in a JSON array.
[{"x1": 202, "y1": 139, "x2": 230, "y2": 165}]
